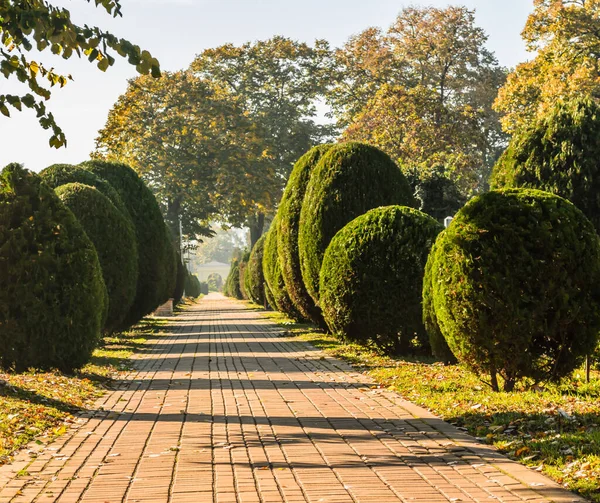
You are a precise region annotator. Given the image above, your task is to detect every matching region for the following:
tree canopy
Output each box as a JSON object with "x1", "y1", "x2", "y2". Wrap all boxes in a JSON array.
[
  {"x1": 495, "y1": 0, "x2": 600, "y2": 133},
  {"x1": 190, "y1": 37, "x2": 333, "y2": 242},
  {"x1": 328, "y1": 6, "x2": 507, "y2": 194},
  {"x1": 94, "y1": 71, "x2": 274, "y2": 240},
  {"x1": 0, "y1": 0, "x2": 160, "y2": 147}
]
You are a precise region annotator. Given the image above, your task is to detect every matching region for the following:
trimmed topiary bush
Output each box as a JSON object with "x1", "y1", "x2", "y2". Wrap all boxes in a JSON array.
[
  {"x1": 491, "y1": 97, "x2": 600, "y2": 233},
  {"x1": 320, "y1": 206, "x2": 442, "y2": 354},
  {"x1": 278, "y1": 145, "x2": 332, "y2": 326},
  {"x1": 263, "y1": 217, "x2": 302, "y2": 320},
  {"x1": 185, "y1": 273, "x2": 202, "y2": 297},
  {"x1": 200, "y1": 281, "x2": 209, "y2": 295},
  {"x1": 245, "y1": 235, "x2": 267, "y2": 306},
  {"x1": 55, "y1": 183, "x2": 138, "y2": 333},
  {"x1": 40, "y1": 164, "x2": 129, "y2": 217},
  {"x1": 207, "y1": 272, "x2": 223, "y2": 292},
  {"x1": 80, "y1": 160, "x2": 171, "y2": 325},
  {"x1": 426, "y1": 188, "x2": 600, "y2": 391},
  {"x1": 238, "y1": 250, "x2": 251, "y2": 300},
  {"x1": 422, "y1": 247, "x2": 457, "y2": 364},
  {"x1": 0, "y1": 164, "x2": 106, "y2": 372},
  {"x1": 299, "y1": 142, "x2": 415, "y2": 303},
  {"x1": 226, "y1": 260, "x2": 243, "y2": 299}
]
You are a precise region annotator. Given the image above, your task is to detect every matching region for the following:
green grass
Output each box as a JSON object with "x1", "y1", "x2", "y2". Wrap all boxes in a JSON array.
[
  {"x1": 263, "y1": 310, "x2": 600, "y2": 502},
  {"x1": 0, "y1": 318, "x2": 167, "y2": 466}
]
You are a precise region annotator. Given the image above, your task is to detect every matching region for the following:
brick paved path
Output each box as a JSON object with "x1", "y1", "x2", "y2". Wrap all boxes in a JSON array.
[{"x1": 0, "y1": 294, "x2": 584, "y2": 503}]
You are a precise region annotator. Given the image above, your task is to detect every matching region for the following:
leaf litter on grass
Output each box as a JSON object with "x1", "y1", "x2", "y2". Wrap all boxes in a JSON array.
[{"x1": 0, "y1": 317, "x2": 167, "y2": 466}]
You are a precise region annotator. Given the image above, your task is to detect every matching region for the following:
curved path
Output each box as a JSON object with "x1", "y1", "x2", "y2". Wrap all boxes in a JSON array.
[{"x1": 0, "y1": 294, "x2": 583, "y2": 503}]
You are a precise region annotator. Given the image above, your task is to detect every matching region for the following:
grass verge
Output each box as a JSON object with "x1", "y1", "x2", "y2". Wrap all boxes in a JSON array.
[
  {"x1": 0, "y1": 318, "x2": 167, "y2": 466},
  {"x1": 263, "y1": 309, "x2": 600, "y2": 502}
]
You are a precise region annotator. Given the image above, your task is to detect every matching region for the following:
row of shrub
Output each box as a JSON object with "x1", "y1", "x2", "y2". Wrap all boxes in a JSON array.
[
  {"x1": 0, "y1": 161, "x2": 186, "y2": 373},
  {"x1": 226, "y1": 107, "x2": 600, "y2": 391}
]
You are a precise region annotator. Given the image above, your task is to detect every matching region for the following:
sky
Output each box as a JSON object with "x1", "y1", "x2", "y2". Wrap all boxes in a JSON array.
[{"x1": 0, "y1": 0, "x2": 534, "y2": 172}]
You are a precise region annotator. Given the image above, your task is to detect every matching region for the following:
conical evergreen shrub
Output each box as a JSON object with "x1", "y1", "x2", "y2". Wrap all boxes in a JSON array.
[
  {"x1": 0, "y1": 165, "x2": 106, "y2": 372},
  {"x1": 55, "y1": 183, "x2": 138, "y2": 333}
]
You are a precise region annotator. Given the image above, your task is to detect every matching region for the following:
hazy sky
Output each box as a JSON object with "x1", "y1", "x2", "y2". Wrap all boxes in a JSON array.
[{"x1": 0, "y1": 0, "x2": 533, "y2": 172}]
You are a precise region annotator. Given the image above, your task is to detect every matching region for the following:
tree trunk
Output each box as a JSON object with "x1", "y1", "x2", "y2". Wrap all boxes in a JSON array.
[
  {"x1": 489, "y1": 367, "x2": 499, "y2": 392},
  {"x1": 248, "y1": 212, "x2": 265, "y2": 249},
  {"x1": 165, "y1": 197, "x2": 182, "y2": 242}
]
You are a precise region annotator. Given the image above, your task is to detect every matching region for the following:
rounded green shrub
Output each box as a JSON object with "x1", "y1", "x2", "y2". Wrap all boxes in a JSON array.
[
  {"x1": 245, "y1": 235, "x2": 267, "y2": 306},
  {"x1": 226, "y1": 260, "x2": 242, "y2": 299},
  {"x1": 320, "y1": 206, "x2": 442, "y2": 353},
  {"x1": 40, "y1": 164, "x2": 129, "y2": 217},
  {"x1": 80, "y1": 160, "x2": 171, "y2": 325},
  {"x1": 422, "y1": 246, "x2": 457, "y2": 364},
  {"x1": 185, "y1": 273, "x2": 202, "y2": 297},
  {"x1": 238, "y1": 250, "x2": 251, "y2": 300},
  {"x1": 491, "y1": 97, "x2": 600, "y2": 233},
  {"x1": 263, "y1": 218, "x2": 302, "y2": 320},
  {"x1": 299, "y1": 142, "x2": 415, "y2": 303},
  {"x1": 0, "y1": 164, "x2": 106, "y2": 372},
  {"x1": 55, "y1": 183, "x2": 138, "y2": 333},
  {"x1": 278, "y1": 145, "x2": 332, "y2": 326},
  {"x1": 427, "y1": 188, "x2": 600, "y2": 391},
  {"x1": 200, "y1": 281, "x2": 209, "y2": 295},
  {"x1": 207, "y1": 272, "x2": 224, "y2": 292}
]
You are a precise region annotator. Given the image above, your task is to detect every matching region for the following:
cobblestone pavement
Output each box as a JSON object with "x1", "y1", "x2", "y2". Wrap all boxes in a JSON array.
[{"x1": 0, "y1": 294, "x2": 584, "y2": 503}]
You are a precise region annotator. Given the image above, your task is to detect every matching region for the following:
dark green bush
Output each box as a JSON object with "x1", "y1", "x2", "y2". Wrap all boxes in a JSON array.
[
  {"x1": 263, "y1": 218, "x2": 302, "y2": 320},
  {"x1": 55, "y1": 183, "x2": 138, "y2": 333},
  {"x1": 245, "y1": 235, "x2": 267, "y2": 306},
  {"x1": 0, "y1": 165, "x2": 106, "y2": 372},
  {"x1": 207, "y1": 272, "x2": 223, "y2": 292},
  {"x1": 40, "y1": 164, "x2": 129, "y2": 217},
  {"x1": 422, "y1": 245, "x2": 457, "y2": 364},
  {"x1": 426, "y1": 188, "x2": 600, "y2": 391},
  {"x1": 299, "y1": 142, "x2": 415, "y2": 303},
  {"x1": 80, "y1": 160, "x2": 171, "y2": 325},
  {"x1": 278, "y1": 145, "x2": 332, "y2": 326},
  {"x1": 200, "y1": 281, "x2": 209, "y2": 295},
  {"x1": 225, "y1": 260, "x2": 243, "y2": 299},
  {"x1": 184, "y1": 273, "x2": 202, "y2": 297},
  {"x1": 404, "y1": 166, "x2": 466, "y2": 222},
  {"x1": 238, "y1": 250, "x2": 251, "y2": 300},
  {"x1": 320, "y1": 206, "x2": 442, "y2": 354},
  {"x1": 491, "y1": 97, "x2": 600, "y2": 233}
]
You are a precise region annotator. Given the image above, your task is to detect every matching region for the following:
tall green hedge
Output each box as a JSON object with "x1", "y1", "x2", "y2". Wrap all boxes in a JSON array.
[
  {"x1": 80, "y1": 160, "x2": 172, "y2": 325},
  {"x1": 320, "y1": 206, "x2": 442, "y2": 354},
  {"x1": 225, "y1": 260, "x2": 243, "y2": 299},
  {"x1": 245, "y1": 234, "x2": 267, "y2": 306},
  {"x1": 185, "y1": 273, "x2": 202, "y2": 297},
  {"x1": 55, "y1": 183, "x2": 138, "y2": 333},
  {"x1": 263, "y1": 218, "x2": 302, "y2": 320},
  {"x1": 491, "y1": 97, "x2": 600, "y2": 233},
  {"x1": 0, "y1": 165, "x2": 106, "y2": 372},
  {"x1": 299, "y1": 142, "x2": 415, "y2": 303},
  {"x1": 40, "y1": 164, "x2": 129, "y2": 217},
  {"x1": 426, "y1": 188, "x2": 600, "y2": 391},
  {"x1": 238, "y1": 250, "x2": 251, "y2": 300},
  {"x1": 278, "y1": 145, "x2": 332, "y2": 326},
  {"x1": 422, "y1": 249, "x2": 456, "y2": 364}
]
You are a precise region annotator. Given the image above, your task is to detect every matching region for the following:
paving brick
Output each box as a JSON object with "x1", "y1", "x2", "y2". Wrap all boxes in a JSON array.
[{"x1": 0, "y1": 294, "x2": 586, "y2": 503}]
